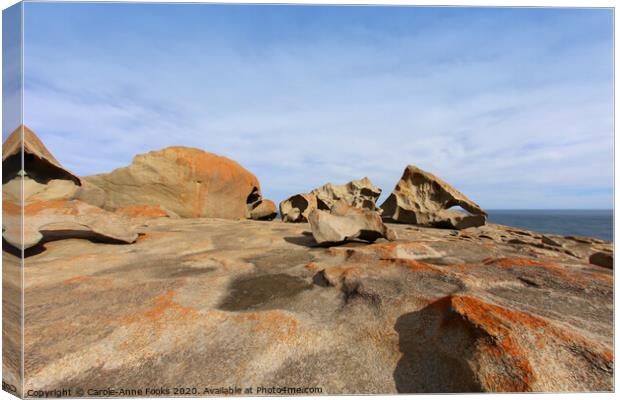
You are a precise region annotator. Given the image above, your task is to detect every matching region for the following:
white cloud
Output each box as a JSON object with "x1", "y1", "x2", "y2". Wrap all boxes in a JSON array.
[{"x1": 21, "y1": 7, "x2": 613, "y2": 209}]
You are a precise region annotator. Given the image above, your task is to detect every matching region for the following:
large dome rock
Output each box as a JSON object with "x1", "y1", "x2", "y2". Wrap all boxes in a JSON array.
[{"x1": 85, "y1": 146, "x2": 269, "y2": 219}]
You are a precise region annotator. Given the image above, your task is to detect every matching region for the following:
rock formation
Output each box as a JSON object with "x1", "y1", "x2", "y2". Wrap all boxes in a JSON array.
[
  {"x1": 2, "y1": 125, "x2": 106, "y2": 205},
  {"x1": 2, "y1": 126, "x2": 136, "y2": 249},
  {"x1": 249, "y1": 199, "x2": 278, "y2": 221},
  {"x1": 280, "y1": 193, "x2": 318, "y2": 222},
  {"x1": 84, "y1": 146, "x2": 274, "y2": 219},
  {"x1": 381, "y1": 164, "x2": 487, "y2": 229},
  {"x1": 3, "y1": 200, "x2": 138, "y2": 249},
  {"x1": 308, "y1": 201, "x2": 396, "y2": 244},
  {"x1": 280, "y1": 177, "x2": 382, "y2": 222},
  {"x1": 4, "y1": 216, "x2": 612, "y2": 395}
]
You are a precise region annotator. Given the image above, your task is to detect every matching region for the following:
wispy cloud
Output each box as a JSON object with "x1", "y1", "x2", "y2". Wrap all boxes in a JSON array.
[{"x1": 19, "y1": 4, "x2": 613, "y2": 208}]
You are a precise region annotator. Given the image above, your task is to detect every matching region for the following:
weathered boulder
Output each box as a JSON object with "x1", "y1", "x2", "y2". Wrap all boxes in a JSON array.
[
  {"x1": 2, "y1": 125, "x2": 107, "y2": 205},
  {"x1": 4, "y1": 126, "x2": 77, "y2": 200},
  {"x1": 312, "y1": 177, "x2": 382, "y2": 211},
  {"x1": 280, "y1": 177, "x2": 382, "y2": 223},
  {"x1": 589, "y1": 251, "x2": 613, "y2": 269},
  {"x1": 279, "y1": 193, "x2": 318, "y2": 222},
  {"x1": 381, "y1": 165, "x2": 487, "y2": 229},
  {"x1": 249, "y1": 199, "x2": 278, "y2": 221},
  {"x1": 84, "y1": 146, "x2": 271, "y2": 219},
  {"x1": 3, "y1": 200, "x2": 138, "y2": 249},
  {"x1": 308, "y1": 201, "x2": 396, "y2": 245}
]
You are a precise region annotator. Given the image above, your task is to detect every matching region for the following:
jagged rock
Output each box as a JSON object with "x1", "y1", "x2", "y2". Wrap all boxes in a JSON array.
[
  {"x1": 589, "y1": 251, "x2": 613, "y2": 269},
  {"x1": 3, "y1": 200, "x2": 138, "y2": 249},
  {"x1": 84, "y1": 146, "x2": 267, "y2": 219},
  {"x1": 312, "y1": 177, "x2": 382, "y2": 211},
  {"x1": 249, "y1": 199, "x2": 278, "y2": 221},
  {"x1": 280, "y1": 177, "x2": 382, "y2": 223},
  {"x1": 279, "y1": 193, "x2": 318, "y2": 222},
  {"x1": 381, "y1": 165, "x2": 487, "y2": 229},
  {"x1": 308, "y1": 201, "x2": 396, "y2": 244}
]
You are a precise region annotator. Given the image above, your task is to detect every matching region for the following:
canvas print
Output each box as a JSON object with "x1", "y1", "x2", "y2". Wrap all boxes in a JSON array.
[{"x1": 1, "y1": 2, "x2": 614, "y2": 397}]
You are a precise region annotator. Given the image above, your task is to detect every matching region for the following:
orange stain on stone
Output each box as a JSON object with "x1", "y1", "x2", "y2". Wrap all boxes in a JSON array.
[
  {"x1": 115, "y1": 205, "x2": 170, "y2": 218},
  {"x1": 122, "y1": 290, "x2": 197, "y2": 326},
  {"x1": 234, "y1": 310, "x2": 299, "y2": 342}
]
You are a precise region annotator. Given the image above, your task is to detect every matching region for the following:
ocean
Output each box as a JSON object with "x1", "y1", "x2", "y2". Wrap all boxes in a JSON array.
[{"x1": 487, "y1": 210, "x2": 613, "y2": 242}]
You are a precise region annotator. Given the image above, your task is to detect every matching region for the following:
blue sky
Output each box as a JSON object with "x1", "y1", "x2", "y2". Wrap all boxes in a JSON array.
[{"x1": 6, "y1": 3, "x2": 614, "y2": 208}]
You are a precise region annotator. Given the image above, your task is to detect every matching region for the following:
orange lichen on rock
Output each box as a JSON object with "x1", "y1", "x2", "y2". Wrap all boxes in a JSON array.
[
  {"x1": 388, "y1": 258, "x2": 441, "y2": 274},
  {"x1": 427, "y1": 295, "x2": 544, "y2": 391},
  {"x1": 23, "y1": 200, "x2": 81, "y2": 216},
  {"x1": 115, "y1": 205, "x2": 172, "y2": 219},
  {"x1": 122, "y1": 290, "x2": 197, "y2": 326},
  {"x1": 451, "y1": 295, "x2": 548, "y2": 334},
  {"x1": 482, "y1": 257, "x2": 551, "y2": 268},
  {"x1": 63, "y1": 275, "x2": 95, "y2": 285},
  {"x1": 233, "y1": 310, "x2": 299, "y2": 343},
  {"x1": 304, "y1": 262, "x2": 321, "y2": 272}
]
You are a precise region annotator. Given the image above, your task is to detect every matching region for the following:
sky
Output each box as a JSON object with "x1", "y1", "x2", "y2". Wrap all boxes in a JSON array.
[{"x1": 4, "y1": 3, "x2": 614, "y2": 209}]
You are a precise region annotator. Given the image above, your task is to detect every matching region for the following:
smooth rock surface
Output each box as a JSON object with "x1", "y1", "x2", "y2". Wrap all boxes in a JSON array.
[
  {"x1": 2, "y1": 200, "x2": 138, "y2": 249},
  {"x1": 308, "y1": 202, "x2": 395, "y2": 244},
  {"x1": 250, "y1": 200, "x2": 278, "y2": 221},
  {"x1": 381, "y1": 165, "x2": 487, "y2": 229},
  {"x1": 85, "y1": 146, "x2": 268, "y2": 219},
  {"x1": 280, "y1": 177, "x2": 382, "y2": 223},
  {"x1": 3, "y1": 217, "x2": 612, "y2": 395}
]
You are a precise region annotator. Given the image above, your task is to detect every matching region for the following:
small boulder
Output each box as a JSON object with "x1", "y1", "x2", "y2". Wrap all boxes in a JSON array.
[
  {"x1": 308, "y1": 201, "x2": 396, "y2": 245},
  {"x1": 280, "y1": 177, "x2": 382, "y2": 223},
  {"x1": 381, "y1": 165, "x2": 487, "y2": 229},
  {"x1": 3, "y1": 200, "x2": 138, "y2": 250},
  {"x1": 589, "y1": 251, "x2": 613, "y2": 269},
  {"x1": 249, "y1": 199, "x2": 278, "y2": 221}
]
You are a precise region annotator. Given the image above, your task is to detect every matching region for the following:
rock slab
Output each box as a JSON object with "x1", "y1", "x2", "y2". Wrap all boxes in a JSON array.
[
  {"x1": 3, "y1": 218, "x2": 612, "y2": 395},
  {"x1": 3, "y1": 200, "x2": 138, "y2": 249}
]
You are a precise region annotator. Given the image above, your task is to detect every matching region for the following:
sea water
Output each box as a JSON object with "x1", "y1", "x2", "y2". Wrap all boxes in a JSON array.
[{"x1": 487, "y1": 210, "x2": 613, "y2": 242}]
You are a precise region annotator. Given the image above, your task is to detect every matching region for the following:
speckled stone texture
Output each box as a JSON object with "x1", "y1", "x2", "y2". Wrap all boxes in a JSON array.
[{"x1": 2, "y1": 216, "x2": 613, "y2": 395}]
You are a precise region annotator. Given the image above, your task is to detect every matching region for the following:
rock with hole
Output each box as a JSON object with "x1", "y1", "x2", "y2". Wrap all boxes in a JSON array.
[
  {"x1": 84, "y1": 146, "x2": 271, "y2": 219},
  {"x1": 381, "y1": 164, "x2": 487, "y2": 229},
  {"x1": 280, "y1": 177, "x2": 382, "y2": 223}
]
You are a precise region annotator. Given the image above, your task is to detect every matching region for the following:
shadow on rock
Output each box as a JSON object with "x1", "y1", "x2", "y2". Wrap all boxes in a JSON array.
[
  {"x1": 3, "y1": 238, "x2": 46, "y2": 258},
  {"x1": 283, "y1": 235, "x2": 319, "y2": 248},
  {"x1": 393, "y1": 301, "x2": 484, "y2": 393}
]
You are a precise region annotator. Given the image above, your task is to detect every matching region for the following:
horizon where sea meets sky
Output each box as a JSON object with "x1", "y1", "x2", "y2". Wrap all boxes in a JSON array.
[{"x1": 2, "y1": 3, "x2": 614, "y2": 208}]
